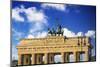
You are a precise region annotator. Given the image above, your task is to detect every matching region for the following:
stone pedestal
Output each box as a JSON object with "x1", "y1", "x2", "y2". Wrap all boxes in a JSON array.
[{"x1": 44, "y1": 53, "x2": 48, "y2": 64}]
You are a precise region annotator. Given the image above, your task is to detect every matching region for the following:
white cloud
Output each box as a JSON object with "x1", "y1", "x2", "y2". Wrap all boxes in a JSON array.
[
  {"x1": 24, "y1": 7, "x2": 48, "y2": 23},
  {"x1": 63, "y1": 28, "x2": 76, "y2": 37},
  {"x1": 12, "y1": 5, "x2": 48, "y2": 24},
  {"x1": 85, "y1": 30, "x2": 95, "y2": 38},
  {"x1": 36, "y1": 31, "x2": 48, "y2": 38},
  {"x1": 27, "y1": 34, "x2": 35, "y2": 38},
  {"x1": 12, "y1": 5, "x2": 48, "y2": 39},
  {"x1": 63, "y1": 28, "x2": 95, "y2": 38},
  {"x1": 27, "y1": 31, "x2": 47, "y2": 38},
  {"x1": 23, "y1": 6, "x2": 48, "y2": 38},
  {"x1": 29, "y1": 22, "x2": 46, "y2": 33},
  {"x1": 12, "y1": 7, "x2": 24, "y2": 22},
  {"x1": 77, "y1": 32, "x2": 84, "y2": 37},
  {"x1": 41, "y1": 3, "x2": 66, "y2": 11}
]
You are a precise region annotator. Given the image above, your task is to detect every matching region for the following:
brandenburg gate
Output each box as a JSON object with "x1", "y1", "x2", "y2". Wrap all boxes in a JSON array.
[{"x1": 17, "y1": 25, "x2": 92, "y2": 66}]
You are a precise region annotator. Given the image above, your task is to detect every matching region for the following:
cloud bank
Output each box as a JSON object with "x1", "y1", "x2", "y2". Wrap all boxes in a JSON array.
[
  {"x1": 41, "y1": 3, "x2": 66, "y2": 11},
  {"x1": 63, "y1": 28, "x2": 95, "y2": 38}
]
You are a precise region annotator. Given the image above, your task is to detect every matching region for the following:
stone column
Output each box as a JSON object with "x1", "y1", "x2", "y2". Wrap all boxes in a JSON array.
[
  {"x1": 61, "y1": 52, "x2": 65, "y2": 63},
  {"x1": 85, "y1": 51, "x2": 89, "y2": 61},
  {"x1": 23, "y1": 55, "x2": 27, "y2": 65},
  {"x1": 31, "y1": 54, "x2": 35, "y2": 65},
  {"x1": 44, "y1": 53, "x2": 48, "y2": 64},
  {"x1": 73, "y1": 52, "x2": 77, "y2": 62},
  {"x1": 65, "y1": 53, "x2": 69, "y2": 63},
  {"x1": 18, "y1": 54, "x2": 21, "y2": 65},
  {"x1": 76, "y1": 52, "x2": 80, "y2": 62}
]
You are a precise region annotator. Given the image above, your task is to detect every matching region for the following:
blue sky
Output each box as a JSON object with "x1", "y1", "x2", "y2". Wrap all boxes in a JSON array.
[{"x1": 12, "y1": 1, "x2": 96, "y2": 60}]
